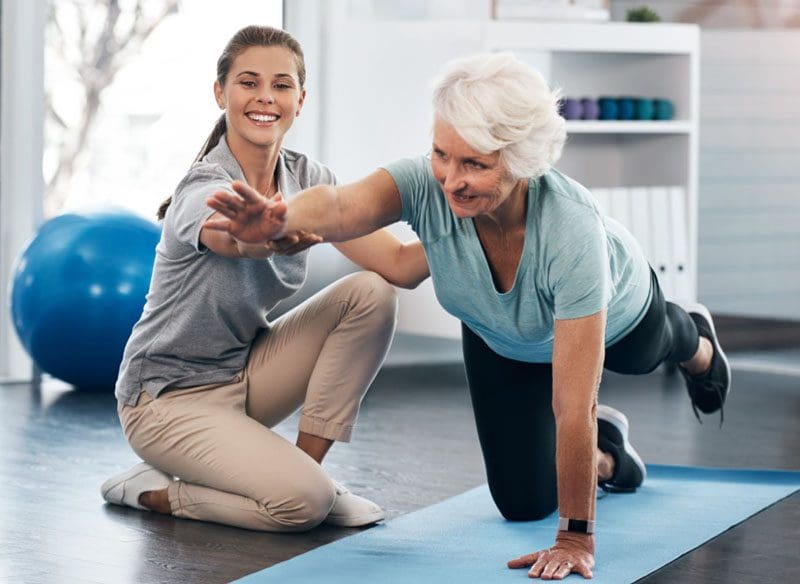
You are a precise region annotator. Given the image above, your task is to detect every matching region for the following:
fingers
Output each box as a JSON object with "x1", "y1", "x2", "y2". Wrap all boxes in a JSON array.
[
  {"x1": 527, "y1": 559, "x2": 593, "y2": 580},
  {"x1": 267, "y1": 232, "x2": 323, "y2": 255},
  {"x1": 269, "y1": 198, "x2": 288, "y2": 219},
  {"x1": 539, "y1": 559, "x2": 572, "y2": 580},
  {"x1": 207, "y1": 195, "x2": 244, "y2": 219},
  {"x1": 508, "y1": 553, "x2": 539, "y2": 569},
  {"x1": 203, "y1": 218, "x2": 231, "y2": 232},
  {"x1": 231, "y1": 180, "x2": 264, "y2": 202},
  {"x1": 511, "y1": 548, "x2": 593, "y2": 581}
]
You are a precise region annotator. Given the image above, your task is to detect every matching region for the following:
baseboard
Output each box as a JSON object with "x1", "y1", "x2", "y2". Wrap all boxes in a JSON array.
[{"x1": 715, "y1": 314, "x2": 800, "y2": 351}]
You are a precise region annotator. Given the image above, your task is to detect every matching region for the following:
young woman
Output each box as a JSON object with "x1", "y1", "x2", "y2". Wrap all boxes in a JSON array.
[
  {"x1": 205, "y1": 52, "x2": 731, "y2": 578},
  {"x1": 100, "y1": 25, "x2": 429, "y2": 532}
]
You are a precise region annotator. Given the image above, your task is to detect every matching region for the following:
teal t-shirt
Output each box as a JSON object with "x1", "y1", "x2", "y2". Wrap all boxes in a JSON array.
[{"x1": 383, "y1": 155, "x2": 652, "y2": 363}]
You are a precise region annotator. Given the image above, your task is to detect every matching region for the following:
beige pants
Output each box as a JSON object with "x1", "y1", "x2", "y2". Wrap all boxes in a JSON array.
[{"x1": 118, "y1": 272, "x2": 397, "y2": 532}]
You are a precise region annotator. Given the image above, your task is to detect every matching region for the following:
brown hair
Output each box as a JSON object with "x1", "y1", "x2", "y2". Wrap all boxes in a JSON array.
[{"x1": 157, "y1": 25, "x2": 306, "y2": 220}]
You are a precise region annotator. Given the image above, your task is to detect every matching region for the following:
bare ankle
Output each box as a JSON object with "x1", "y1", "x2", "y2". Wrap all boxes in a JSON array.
[
  {"x1": 681, "y1": 337, "x2": 713, "y2": 375},
  {"x1": 597, "y1": 449, "x2": 615, "y2": 482},
  {"x1": 139, "y1": 488, "x2": 171, "y2": 514}
]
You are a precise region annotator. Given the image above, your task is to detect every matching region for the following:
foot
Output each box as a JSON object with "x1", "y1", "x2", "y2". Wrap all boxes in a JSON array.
[
  {"x1": 100, "y1": 462, "x2": 172, "y2": 511},
  {"x1": 323, "y1": 480, "x2": 385, "y2": 527},
  {"x1": 678, "y1": 302, "x2": 731, "y2": 424},
  {"x1": 597, "y1": 405, "x2": 646, "y2": 493}
]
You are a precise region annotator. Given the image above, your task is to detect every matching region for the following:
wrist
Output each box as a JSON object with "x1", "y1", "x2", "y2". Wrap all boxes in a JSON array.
[
  {"x1": 558, "y1": 517, "x2": 595, "y2": 535},
  {"x1": 236, "y1": 241, "x2": 273, "y2": 259},
  {"x1": 555, "y1": 530, "x2": 595, "y2": 554}
]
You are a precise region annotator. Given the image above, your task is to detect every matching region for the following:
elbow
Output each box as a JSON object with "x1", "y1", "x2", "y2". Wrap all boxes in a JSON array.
[
  {"x1": 382, "y1": 275, "x2": 421, "y2": 290},
  {"x1": 552, "y1": 395, "x2": 597, "y2": 427},
  {"x1": 394, "y1": 272, "x2": 429, "y2": 290}
]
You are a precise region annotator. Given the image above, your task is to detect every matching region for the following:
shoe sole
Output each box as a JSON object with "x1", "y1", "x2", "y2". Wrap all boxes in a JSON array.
[
  {"x1": 100, "y1": 462, "x2": 157, "y2": 505},
  {"x1": 325, "y1": 509, "x2": 385, "y2": 528},
  {"x1": 597, "y1": 405, "x2": 647, "y2": 482},
  {"x1": 680, "y1": 301, "x2": 732, "y2": 404}
]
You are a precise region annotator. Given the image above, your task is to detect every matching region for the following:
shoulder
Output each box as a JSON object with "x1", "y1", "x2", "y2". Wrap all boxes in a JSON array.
[
  {"x1": 175, "y1": 161, "x2": 233, "y2": 195},
  {"x1": 281, "y1": 147, "x2": 337, "y2": 187},
  {"x1": 537, "y1": 169, "x2": 601, "y2": 221},
  {"x1": 382, "y1": 155, "x2": 433, "y2": 181}
]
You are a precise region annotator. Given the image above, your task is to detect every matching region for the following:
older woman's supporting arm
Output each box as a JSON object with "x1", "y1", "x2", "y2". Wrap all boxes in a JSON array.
[{"x1": 514, "y1": 309, "x2": 606, "y2": 580}]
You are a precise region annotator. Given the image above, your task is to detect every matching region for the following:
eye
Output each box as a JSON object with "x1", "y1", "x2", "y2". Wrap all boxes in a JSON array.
[
  {"x1": 433, "y1": 149, "x2": 447, "y2": 160},
  {"x1": 274, "y1": 83, "x2": 293, "y2": 90},
  {"x1": 240, "y1": 80, "x2": 256, "y2": 88},
  {"x1": 465, "y1": 160, "x2": 486, "y2": 169}
]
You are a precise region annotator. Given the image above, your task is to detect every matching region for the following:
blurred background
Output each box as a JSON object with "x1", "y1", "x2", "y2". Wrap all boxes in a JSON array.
[{"x1": 2, "y1": 0, "x2": 799, "y2": 379}]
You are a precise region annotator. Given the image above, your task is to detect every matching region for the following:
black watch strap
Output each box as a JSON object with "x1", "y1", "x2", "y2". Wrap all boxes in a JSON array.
[{"x1": 558, "y1": 517, "x2": 595, "y2": 534}]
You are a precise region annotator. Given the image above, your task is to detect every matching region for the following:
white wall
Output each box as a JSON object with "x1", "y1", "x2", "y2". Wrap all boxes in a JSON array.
[
  {"x1": 289, "y1": 2, "x2": 800, "y2": 322},
  {"x1": 696, "y1": 30, "x2": 800, "y2": 318},
  {"x1": 0, "y1": 0, "x2": 45, "y2": 381}
]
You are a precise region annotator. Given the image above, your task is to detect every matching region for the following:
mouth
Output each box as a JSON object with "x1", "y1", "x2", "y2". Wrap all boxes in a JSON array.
[
  {"x1": 451, "y1": 192, "x2": 477, "y2": 204},
  {"x1": 246, "y1": 112, "x2": 280, "y2": 125}
]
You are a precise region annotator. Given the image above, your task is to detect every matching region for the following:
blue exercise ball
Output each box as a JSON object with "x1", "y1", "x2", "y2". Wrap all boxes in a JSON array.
[{"x1": 10, "y1": 210, "x2": 160, "y2": 391}]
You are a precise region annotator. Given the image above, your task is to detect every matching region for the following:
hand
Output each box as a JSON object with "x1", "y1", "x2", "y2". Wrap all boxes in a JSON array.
[
  {"x1": 205, "y1": 180, "x2": 288, "y2": 243},
  {"x1": 508, "y1": 533, "x2": 594, "y2": 580},
  {"x1": 266, "y1": 229, "x2": 324, "y2": 255}
]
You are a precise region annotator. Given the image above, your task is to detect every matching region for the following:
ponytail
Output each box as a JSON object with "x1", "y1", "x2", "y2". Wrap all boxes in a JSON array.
[{"x1": 156, "y1": 114, "x2": 227, "y2": 221}]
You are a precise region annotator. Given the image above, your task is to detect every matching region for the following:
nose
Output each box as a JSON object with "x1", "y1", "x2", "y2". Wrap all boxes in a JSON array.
[
  {"x1": 257, "y1": 91, "x2": 275, "y2": 105},
  {"x1": 442, "y1": 165, "x2": 466, "y2": 194}
]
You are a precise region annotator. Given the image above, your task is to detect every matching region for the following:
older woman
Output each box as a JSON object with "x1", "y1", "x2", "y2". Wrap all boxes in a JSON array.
[{"x1": 205, "y1": 52, "x2": 730, "y2": 580}]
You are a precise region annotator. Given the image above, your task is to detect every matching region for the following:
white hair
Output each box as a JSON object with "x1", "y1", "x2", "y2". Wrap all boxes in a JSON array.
[{"x1": 431, "y1": 52, "x2": 566, "y2": 179}]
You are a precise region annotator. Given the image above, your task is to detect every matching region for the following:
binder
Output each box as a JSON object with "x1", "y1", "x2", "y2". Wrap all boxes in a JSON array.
[
  {"x1": 648, "y1": 186, "x2": 674, "y2": 299},
  {"x1": 608, "y1": 187, "x2": 631, "y2": 230},
  {"x1": 669, "y1": 186, "x2": 692, "y2": 302},
  {"x1": 627, "y1": 187, "x2": 653, "y2": 265}
]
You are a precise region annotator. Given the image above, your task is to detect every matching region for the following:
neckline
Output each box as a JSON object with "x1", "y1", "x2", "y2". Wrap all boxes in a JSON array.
[{"x1": 466, "y1": 178, "x2": 536, "y2": 298}]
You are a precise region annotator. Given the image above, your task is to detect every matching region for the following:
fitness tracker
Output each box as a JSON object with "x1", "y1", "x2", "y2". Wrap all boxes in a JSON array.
[{"x1": 558, "y1": 517, "x2": 596, "y2": 534}]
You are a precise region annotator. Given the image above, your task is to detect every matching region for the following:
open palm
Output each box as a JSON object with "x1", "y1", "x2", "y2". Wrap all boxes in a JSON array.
[{"x1": 205, "y1": 180, "x2": 289, "y2": 243}]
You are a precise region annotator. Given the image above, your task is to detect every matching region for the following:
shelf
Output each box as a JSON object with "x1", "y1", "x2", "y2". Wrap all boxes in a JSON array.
[
  {"x1": 485, "y1": 21, "x2": 699, "y2": 54},
  {"x1": 565, "y1": 121, "x2": 693, "y2": 134}
]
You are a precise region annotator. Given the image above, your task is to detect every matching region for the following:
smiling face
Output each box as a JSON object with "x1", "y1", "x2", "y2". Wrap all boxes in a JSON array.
[
  {"x1": 214, "y1": 45, "x2": 305, "y2": 152},
  {"x1": 430, "y1": 118, "x2": 523, "y2": 220}
]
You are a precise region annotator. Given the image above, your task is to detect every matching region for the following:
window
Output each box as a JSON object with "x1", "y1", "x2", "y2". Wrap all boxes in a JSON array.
[{"x1": 44, "y1": 0, "x2": 283, "y2": 220}]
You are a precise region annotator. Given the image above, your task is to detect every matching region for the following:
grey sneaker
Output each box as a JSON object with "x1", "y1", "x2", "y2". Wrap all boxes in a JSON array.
[
  {"x1": 679, "y1": 302, "x2": 731, "y2": 425},
  {"x1": 100, "y1": 462, "x2": 172, "y2": 510},
  {"x1": 323, "y1": 480, "x2": 385, "y2": 527},
  {"x1": 597, "y1": 405, "x2": 646, "y2": 493}
]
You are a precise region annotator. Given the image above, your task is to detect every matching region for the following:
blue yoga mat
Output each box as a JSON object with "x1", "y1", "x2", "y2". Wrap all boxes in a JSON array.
[{"x1": 237, "y1": 465, "x2": 800, "y2": 583}]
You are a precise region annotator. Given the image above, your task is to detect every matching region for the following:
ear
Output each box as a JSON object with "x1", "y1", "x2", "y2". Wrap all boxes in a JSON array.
[
  {"x1": 213, "y1": 80, "x2": 225, "y2": 110},
  {"x1": 295, "y1": 89, "x2": 307, "y2": 117}
]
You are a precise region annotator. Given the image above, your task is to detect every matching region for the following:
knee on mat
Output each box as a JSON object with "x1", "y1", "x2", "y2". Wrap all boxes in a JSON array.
[
  {"x1": 496, "y1": 496, "x2": 557, "y2": 522},
  {"x1": 260, "y1": 481, "x2": 336, "y2": 532}
]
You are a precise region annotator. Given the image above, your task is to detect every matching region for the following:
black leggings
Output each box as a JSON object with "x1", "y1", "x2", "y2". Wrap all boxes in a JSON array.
[{"x1": 462, "y1": 269, "x2": 698, "y2": 521}]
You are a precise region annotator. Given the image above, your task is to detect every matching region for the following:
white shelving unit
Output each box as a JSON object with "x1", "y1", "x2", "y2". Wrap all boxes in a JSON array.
[
  {"x1": 290, "y1": 10, "x2": 700, "y2": 338},
  {"x1": 486, "y1": 21, "x2": 700, "y2": 309}
]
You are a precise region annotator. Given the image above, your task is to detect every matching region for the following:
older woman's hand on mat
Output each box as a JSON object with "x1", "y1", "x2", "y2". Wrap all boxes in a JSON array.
[
  {"x1": 508, "y1": 533, "x2": 594, "y2": 580},
  {"x1": 205, "y1": 180, "x2": 288, "y2": 243}
]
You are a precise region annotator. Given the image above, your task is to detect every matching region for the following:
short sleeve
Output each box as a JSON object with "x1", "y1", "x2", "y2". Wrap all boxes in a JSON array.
[
  {"x1": 381, "y1": 156, "x2": 431, "y2": 233},
  {"x1": 168, "y1": 166, "x2": 232, "y2": 253},
  {"x1": 549, "y1": 212, "x2": 612, "y2": 320}
]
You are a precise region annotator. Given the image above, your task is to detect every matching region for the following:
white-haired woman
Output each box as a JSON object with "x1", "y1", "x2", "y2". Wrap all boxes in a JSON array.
[{"x1": 205, "y1": 52, "x2": 731, "y2": 580}]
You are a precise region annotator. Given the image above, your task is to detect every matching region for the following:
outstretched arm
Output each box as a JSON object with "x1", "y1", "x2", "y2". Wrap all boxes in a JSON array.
[{"x1": 205, "y1": 169, "x2": 403, "y2": 244}]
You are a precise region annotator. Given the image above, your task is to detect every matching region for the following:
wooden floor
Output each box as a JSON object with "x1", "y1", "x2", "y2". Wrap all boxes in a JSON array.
[{"x1": 1, "y1": 353, "x2": 798, "y2": 583}]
